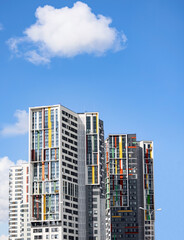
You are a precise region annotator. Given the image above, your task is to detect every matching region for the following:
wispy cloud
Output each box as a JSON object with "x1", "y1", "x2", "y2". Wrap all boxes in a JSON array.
[
  {"x1": 0, "y1": 157, "x2": 27, "y2": 223},
  {"x1": 7, "y1": 1, "x2": 127, "y2": 64},
  {"x1": 1, "y1": 110, "x2": 28, "y2": 136}
]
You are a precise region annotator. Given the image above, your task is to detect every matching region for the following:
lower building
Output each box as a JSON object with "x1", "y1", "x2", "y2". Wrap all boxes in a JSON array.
[
  {"x1": 105, "y1": 134, "x2": 155, "y2": 240},
  {"x1": 9, "y1": 163, "x2": 31, "y2": 240}
]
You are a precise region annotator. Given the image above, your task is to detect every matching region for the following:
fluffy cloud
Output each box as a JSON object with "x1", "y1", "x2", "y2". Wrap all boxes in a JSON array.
[
  {"x1": 0, "y1": 157, "x2": 27, "y2": 223},
  {"x1": 8, "y1": 1, "x2": 127, "y2": 64},
  {"x1": 1, "y1": 110, "x2": 28, "y2": 136},
  {"x1": 0, "y1": 235, "x2": 8, "y2": 240}
]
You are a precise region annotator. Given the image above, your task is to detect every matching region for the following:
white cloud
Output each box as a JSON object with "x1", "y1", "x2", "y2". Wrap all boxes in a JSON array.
[
  {"x1": 8, "y1": 1, "x2": 127, "y2": 64},
  {"x1": 0, "y1": 235, "x2": 8, "y2": 240},
  {"x1": 0, "y1": 157, "x2": 27, "y2": 223},
  {"x1": 1, "y1": 110, "x2": 28, "y2": 136}
]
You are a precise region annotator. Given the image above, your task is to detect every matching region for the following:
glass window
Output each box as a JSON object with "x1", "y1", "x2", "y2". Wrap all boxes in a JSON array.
[{"x1": 93, "y1": 116, "x2": 96, "y2": 133}]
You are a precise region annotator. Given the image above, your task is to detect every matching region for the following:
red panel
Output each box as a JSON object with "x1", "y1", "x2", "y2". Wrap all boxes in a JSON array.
[
  {"x1": 146, "y1": 149, "x2": 148, "y2": 158},
  {"x1": 115, "y1": 136, "x2": 117, "y2": 148}
]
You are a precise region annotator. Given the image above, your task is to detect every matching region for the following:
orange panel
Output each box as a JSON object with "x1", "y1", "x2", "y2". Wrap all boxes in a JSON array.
[{"x1": 120, "y1": 160, "x2": 123, "y2": 174}]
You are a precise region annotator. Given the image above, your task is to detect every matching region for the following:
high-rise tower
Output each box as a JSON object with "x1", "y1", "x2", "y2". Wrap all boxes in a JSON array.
[
  {"x1": 105, "y1": 134, "x2": 155, "y2": 240},
  {"x1": 29, "y1": 105, "x2": 105, "y2": 240},
  {"x1": 78, "y1": 113, "x2": 105, "y2": 240},
  {"x1": 29, "y1": 105, "x2": 78, "y2": 240}
]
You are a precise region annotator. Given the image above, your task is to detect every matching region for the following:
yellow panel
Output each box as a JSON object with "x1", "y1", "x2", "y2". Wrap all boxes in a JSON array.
[
  {"x1": 112, "y1": 216, "x2": 121, "y2": 218},
  {"x1": 119, "y1": 136, "x2": 122, "y2": 158},
  {"x1": 118, "y1": 210, "x2": 133, "y2": 213},
  {"x1": 92, "y1": 166, "x2": 95, "y2": 184},
  {"x1": 96, "y1": 113, "x2": 98, "y2": 134},
  {"x1": 113, "y1": 196, "x2": 115, "y2": 206},
  {"x1": 150, "y1": 149, "x2": 152, "y2": 159},
  {"x1": 145, "y1": 210, "x2": 147, "y2": 220},
  {"x1": 43, "y1": 195, "x2": 46, "y2": 220},
  {"x1": 115, "y1": 159, "x2": 117, "y2": 175},
  {"x1": 48, "y1": 107, "x2": 52, "y2": 148}
]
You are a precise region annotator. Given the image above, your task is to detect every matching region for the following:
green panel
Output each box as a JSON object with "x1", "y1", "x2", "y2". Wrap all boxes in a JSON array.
[
  {"x1": 114, "y1": 234, "x2": 116, "y2": 240},
  {"x1": 147, "y1": 195, "x2": 150, "y2": 204},
  {"x1": 112, "y1": 148, "x2": 114, "y2": 158}
]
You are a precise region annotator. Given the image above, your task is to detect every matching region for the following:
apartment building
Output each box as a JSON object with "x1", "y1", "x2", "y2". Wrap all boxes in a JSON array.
[
  {"x1": 29, "y1": 105, "x2": 105, "y2": 240},
  {"x1": 78, "y1": 113, "x2": 105, "y2": 240},
  {"x1": 9, "y1": 163, "x2": 30, "y2": 240},
  {"x1": 105, "y1": 134, "x2": 155, "y2": 240}
]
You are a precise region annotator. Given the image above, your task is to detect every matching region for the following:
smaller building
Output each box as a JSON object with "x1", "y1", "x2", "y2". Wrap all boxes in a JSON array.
[
  {"x1": 9, "y1": 163, "x2": 31, "y2": 240},
  {"x1": 105, "y1": 134, "x2": 155, "y2": 240}
]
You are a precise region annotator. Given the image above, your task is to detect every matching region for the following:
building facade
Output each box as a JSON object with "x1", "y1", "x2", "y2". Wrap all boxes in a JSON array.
[
  {"x1": 29, "y1": 105, "x2": 106, "y2": 240},
  {"x1": 9, "y1": 163, "x2": 30, "y2": 240},
  {"x1": 29, "y1": 105, "x2": 78, "y2": 240},
  {"x1": 78, "y1": 113, "x2": 105, "y2": 240},
  {"x1": 105, "y1": 134, "x2": 155, "y2": 240},
  {"x1": 139, "y1": 141, "x2": 155, "y2": 240}
]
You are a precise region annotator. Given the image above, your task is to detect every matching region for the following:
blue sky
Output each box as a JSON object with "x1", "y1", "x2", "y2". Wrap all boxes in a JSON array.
[{"x1": 0, "y1": 0, "x2": 184, "y2": 239}]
